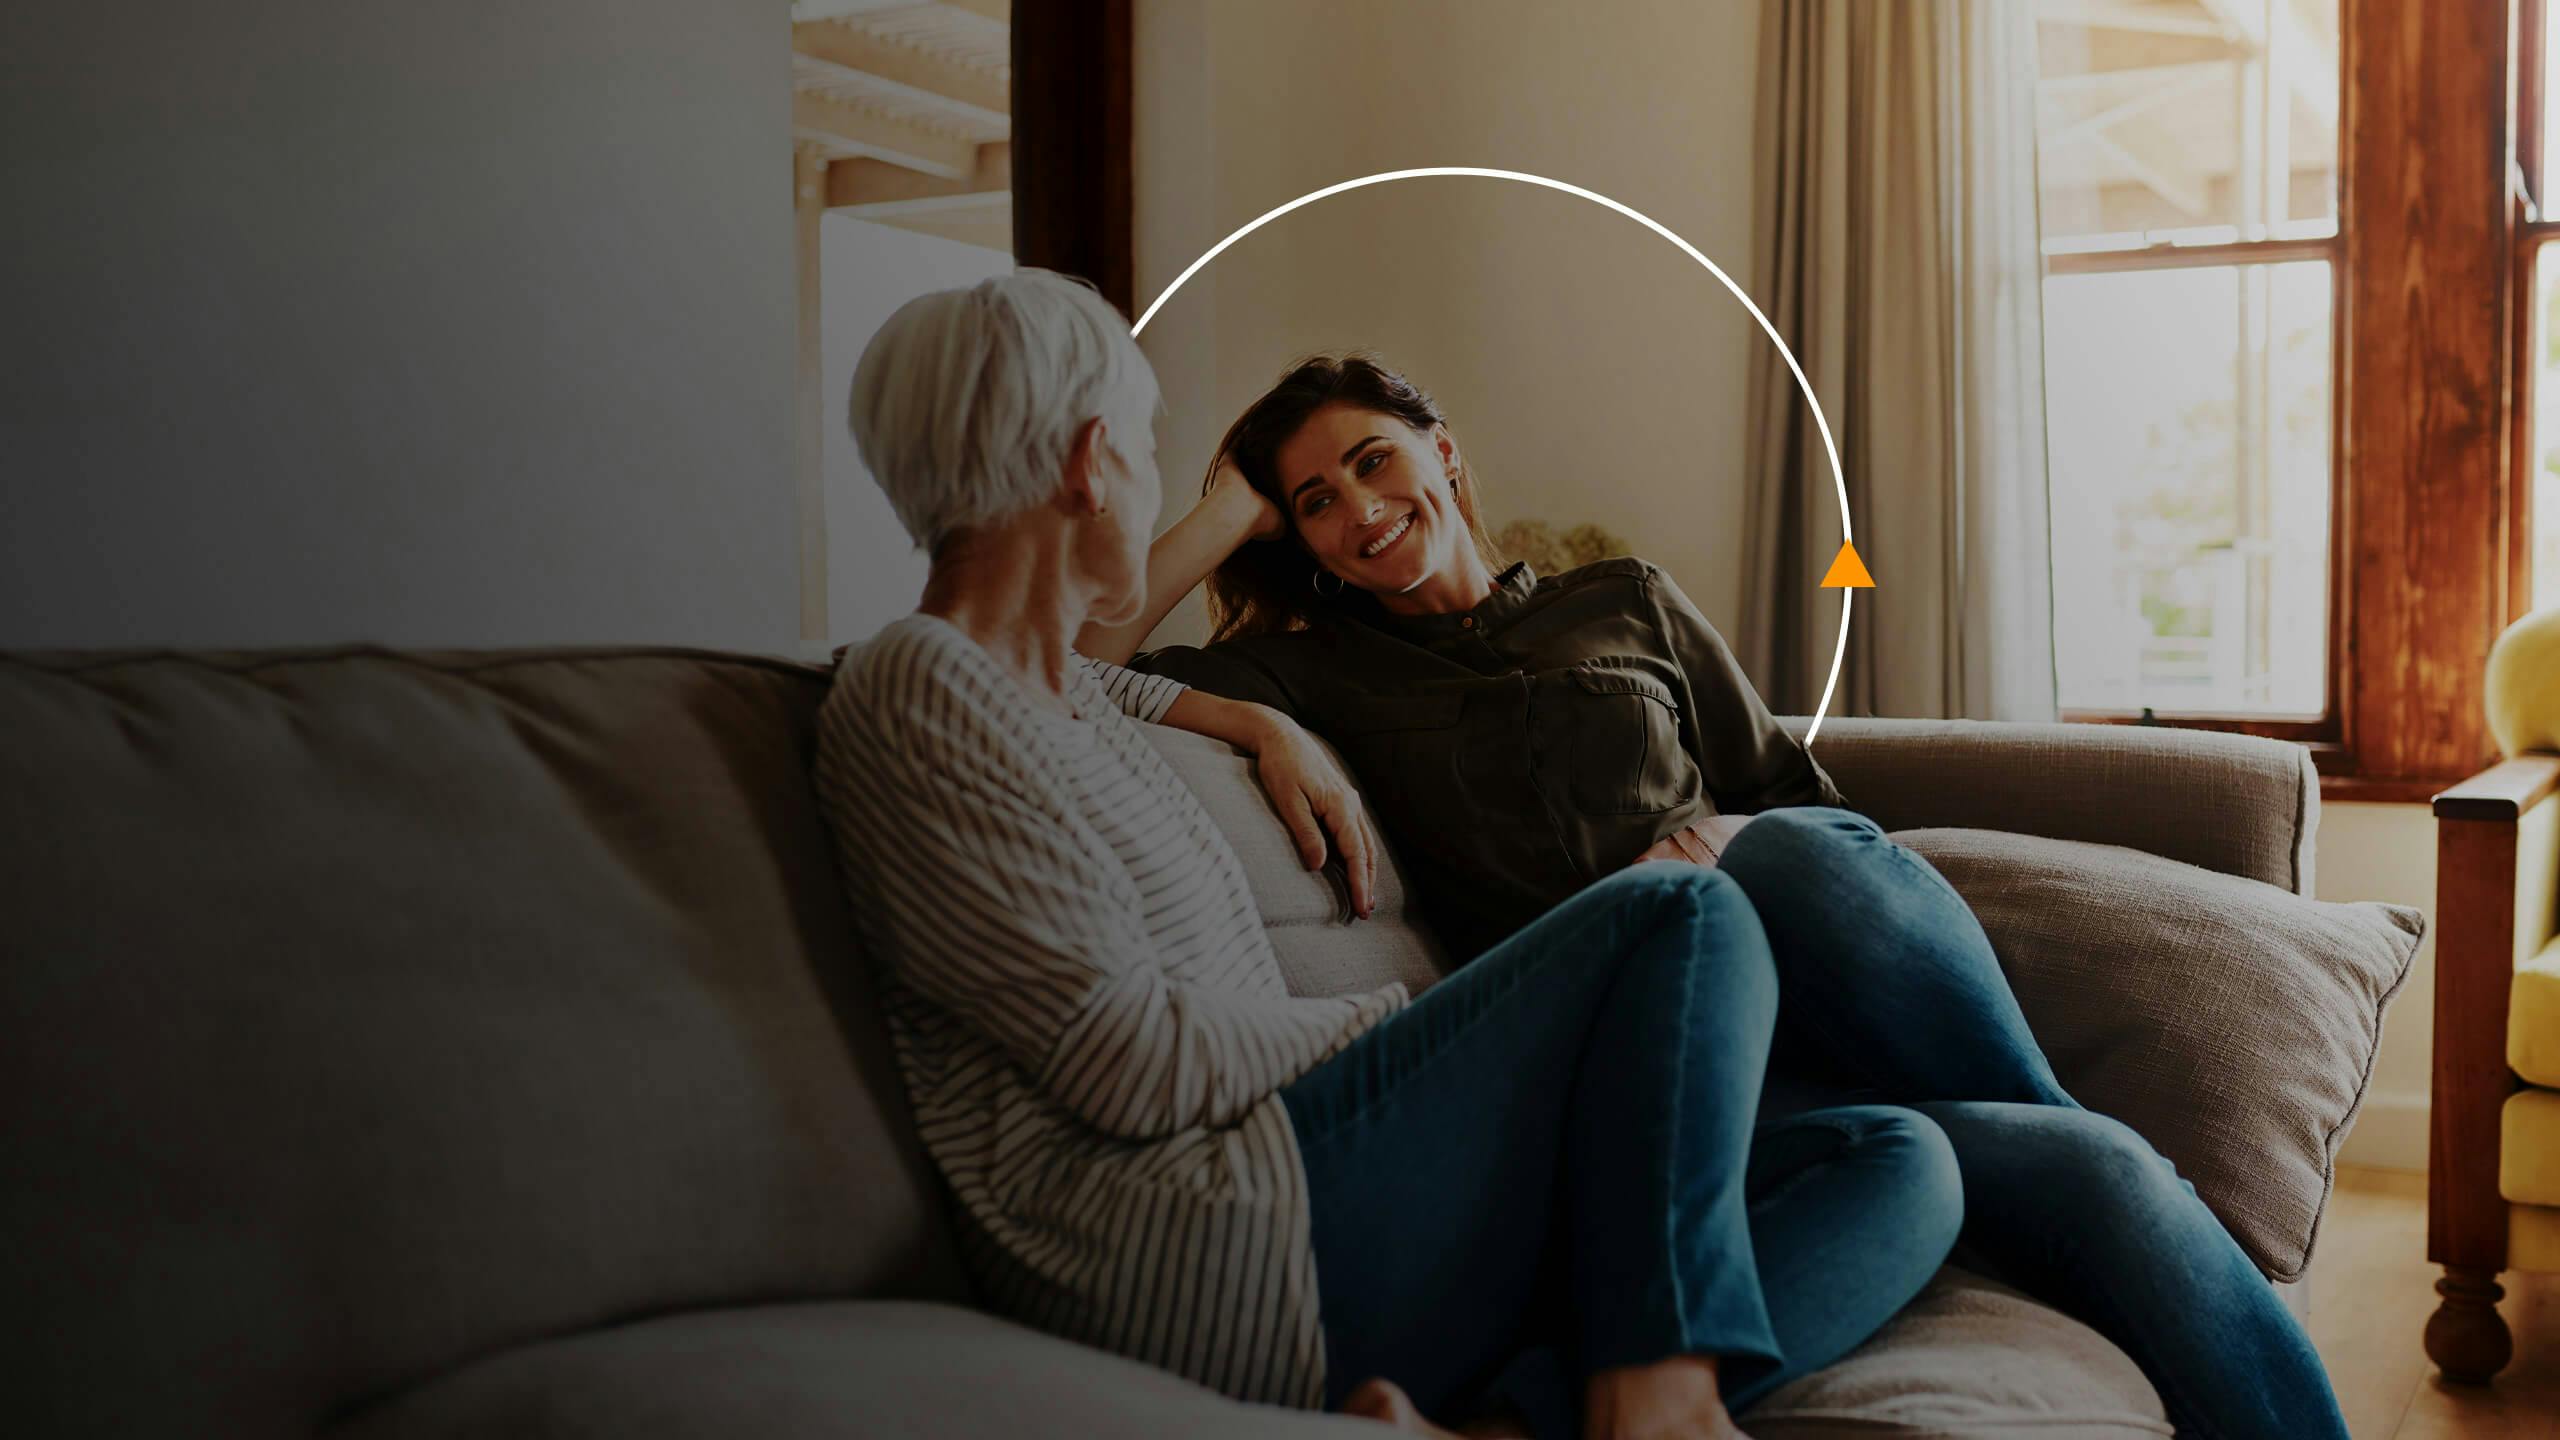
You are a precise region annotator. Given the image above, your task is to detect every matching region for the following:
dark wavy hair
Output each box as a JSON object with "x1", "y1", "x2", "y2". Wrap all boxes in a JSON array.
[{"x1": 1202, "y1": 354, "x2": 1503, "y2": 641}]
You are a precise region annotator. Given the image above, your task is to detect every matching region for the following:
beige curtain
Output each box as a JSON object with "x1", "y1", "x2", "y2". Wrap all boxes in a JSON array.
[{"x1": 1742, "y1": 0, "x2": 2056, "y2": 721}]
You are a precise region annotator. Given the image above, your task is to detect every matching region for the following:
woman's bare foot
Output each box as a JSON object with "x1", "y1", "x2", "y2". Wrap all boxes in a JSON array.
[
  {"x1": 1342, "y1": 1377, "x2": 1469, "y2": 1438},
  {"x1": 1584, "y1": 1356, "x2": 1752, "y2": 1440}
]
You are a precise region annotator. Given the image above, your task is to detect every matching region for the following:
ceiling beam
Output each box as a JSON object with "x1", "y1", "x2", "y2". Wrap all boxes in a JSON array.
[
  {"x1": 863, "y1": 203, "x2": 1014, "y2": 254},
  {"x1": 935, "y1": 0, "x2": 1010, "y2": 25},
  {"x1": 2042, "y1": 60, "x2": 2224, "y2": 148},
  {"x1": 2037, "y1": 57, "x2": 2234, "y2": 96},
  {"x1": 2194, "y1": 0, "x2": 2339, "y2": 130},
  {"x1": 2032, "y1": 0, "x2": 2230, "y2": 39},
  {"x1": 792, "y1": 92, "x2": 975, "y2": 177},
  {"x1": 792, "y1": 19, "x2": 1010, "y2": 133},
  {"x1": 2091, "y1": 127, "x2": 2213, "y2": 217},
  {"x1": 828, "y1": 143, "x2": 1010, "y2": 214}
]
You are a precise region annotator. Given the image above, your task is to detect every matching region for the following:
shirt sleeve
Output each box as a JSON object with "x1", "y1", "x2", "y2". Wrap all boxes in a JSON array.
[
  {"x1": 1126, "y1": 642, "x2": 1303, "y2": 717},
  {"x1": 1077, "y1": 653, "x2": 1187, "y2": 723},
  {"x1": 1642, "y1": 566, "x2": 1843, "y2": 813},
  {"x1": 816, "y1": 638, "x2": 1401, "y2": 1142}
]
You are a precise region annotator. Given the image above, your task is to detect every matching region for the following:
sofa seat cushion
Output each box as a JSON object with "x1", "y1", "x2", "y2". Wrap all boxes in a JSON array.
[
  {"x1": 0, "y1": 649, "x2": 960, "y2": 1439},
  {"x1": 328, "y1": 1301, "x2": 1373, "y2": 1440},
  {"x1": 1745, "y1": 1267, "x2": 2168, "y2": 1438},
  {"x1": 1898, "y1": 829, "x2": 2422, "y2": 1281},
  {"x1": 339, "y1": 1288, "x2": 2162, "y2": 1440},
  {"x1": 2502, "y1": 1087, "x2": 2560, "y2": 1206},
  {"x1": 2513, "y1": 936, "x2": 2560, "y2": 1088}
]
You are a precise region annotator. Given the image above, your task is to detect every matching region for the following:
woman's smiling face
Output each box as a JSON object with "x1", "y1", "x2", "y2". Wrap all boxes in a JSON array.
[{"x1": 1273, "y1": 403, "x2": 1467, "y2": 598}]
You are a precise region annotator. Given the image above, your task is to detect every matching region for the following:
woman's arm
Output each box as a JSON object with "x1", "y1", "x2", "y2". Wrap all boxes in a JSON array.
[
  {"x1": 1076, "y1": 463, "x2": 1281, "y2": 665},
  {"x1": 1160, "y1": 689, "x2": 1381, "y2": 918},
  {"x1": 1643, "y1": 565, "x2": 1843, "y2": 811},
  {"x1": 1078, "y1": 653, "x2": 1378, "y2": 917}
]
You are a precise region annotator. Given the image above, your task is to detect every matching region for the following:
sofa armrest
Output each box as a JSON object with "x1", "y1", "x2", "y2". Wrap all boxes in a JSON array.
[{"x1": 1778, "y1": 717, "x2": 2318, "y2": 895}]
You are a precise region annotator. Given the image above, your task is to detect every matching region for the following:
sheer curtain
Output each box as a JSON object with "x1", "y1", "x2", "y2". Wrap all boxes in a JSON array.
[{"x1": 1741, "y1": 0, "x2": 2057, "y2": 722}]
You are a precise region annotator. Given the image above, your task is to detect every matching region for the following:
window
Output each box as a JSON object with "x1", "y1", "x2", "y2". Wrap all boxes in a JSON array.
[
  {"x1": 2032, "y1": 0, "x2": 2342, "y2": 719},
  {"x1": 2526, "y1": 0, "x2": 2560, "y2": 613},
  {"x1": 790, "y1": 1, "x2": 1018, "y2": 642}
]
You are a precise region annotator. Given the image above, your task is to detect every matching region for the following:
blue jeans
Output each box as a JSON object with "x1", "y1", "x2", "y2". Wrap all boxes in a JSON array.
[
  {"x1": 1718, "y1": 808, "x2": 2349, "y2": 1440},
  {"x1": 1280, "y1": 864, "x2": 1963, "y2": 1438}
]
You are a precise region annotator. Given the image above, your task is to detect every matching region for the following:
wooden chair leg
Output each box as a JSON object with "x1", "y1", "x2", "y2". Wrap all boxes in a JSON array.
[{"x1": 2424, "y1": 1265, "x2": 2513, "y2": 1383}]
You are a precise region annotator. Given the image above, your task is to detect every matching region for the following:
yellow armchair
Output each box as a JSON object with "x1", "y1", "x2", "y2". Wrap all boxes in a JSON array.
[{"x1": 2425, "y1": 606, "x2": 2560, "y2": 1381}]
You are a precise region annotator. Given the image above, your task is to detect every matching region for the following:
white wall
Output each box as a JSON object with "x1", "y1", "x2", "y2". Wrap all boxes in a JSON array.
[
  {"x1": 1132, "y1": 0, "x2": 1768, "y2": 647},
  {"x1": 2321, "y1": 802, "x2": 2440, "y2": 1171},
  {"x1": 821, "y1": 218, "x2": 1010, "y2": 643},
  {"x1": 0, "y1": 0, "x2": 798, "y2": 651}
]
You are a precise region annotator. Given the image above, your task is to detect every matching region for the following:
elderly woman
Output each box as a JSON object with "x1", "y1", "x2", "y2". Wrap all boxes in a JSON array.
[{"x1": 815, "y1": 270, "x2": 1964, "y2": 1440}]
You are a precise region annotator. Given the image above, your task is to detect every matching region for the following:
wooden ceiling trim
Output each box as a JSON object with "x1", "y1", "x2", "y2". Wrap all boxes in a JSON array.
[
  {"x1": 792, "y1": 19, "x2": 1009, "y2": 137},
  {"x1": 792, "y1": 91, "x2": 976, "y2": 177},
  {"x1": 827, "y1": 144, "x2": 1011, "y2": 213}
]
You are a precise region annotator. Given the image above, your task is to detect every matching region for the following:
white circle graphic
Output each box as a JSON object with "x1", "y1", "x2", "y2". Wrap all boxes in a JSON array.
[{"x1": 1130, "y1": 166, "x2": 1856, "y2": 743}]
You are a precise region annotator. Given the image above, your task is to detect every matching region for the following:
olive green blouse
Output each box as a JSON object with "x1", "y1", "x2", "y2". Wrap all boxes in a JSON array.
[{"x1": 1133, "y1": 558, "x2": 1841, "y2": 959}]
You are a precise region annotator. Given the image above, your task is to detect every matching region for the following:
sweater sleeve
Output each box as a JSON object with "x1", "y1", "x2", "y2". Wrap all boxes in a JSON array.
[
  {"x1": 816, "y1": 636, "x2": 1401, "y2": 1142},
  {"x1": 1643, "y1": 565, "x2": 1843, "y2": 813},
  {"x1": 1077, "y1": 653, "x2": 1187, "y2": 723}
]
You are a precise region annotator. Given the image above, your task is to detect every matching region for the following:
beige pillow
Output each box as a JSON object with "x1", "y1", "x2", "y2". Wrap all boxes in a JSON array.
[
  {"x1": 1896, "y1": 828, "x2": 2422, "y2": 1281},
  {"x1": 1138, "y1": 722, "x2": 1450, "y2": 1001}
]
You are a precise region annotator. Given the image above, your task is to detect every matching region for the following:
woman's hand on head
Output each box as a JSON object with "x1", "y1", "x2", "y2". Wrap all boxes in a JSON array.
[
  {"x1": 1211, "y1": 459, "x2": 1286, "y2": 543},
  {"x1": 1241, "y1": 707, "x2": 1379, "y2": 919}
]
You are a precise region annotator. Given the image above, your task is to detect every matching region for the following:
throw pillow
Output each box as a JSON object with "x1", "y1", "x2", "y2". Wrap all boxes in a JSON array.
[
  {"x1": 1139, "y1": 723, "x2": 1450, "y2": 1001},
  {"x1": 1897, "y1": 828, "x2": 2422, "y2": 1281}
]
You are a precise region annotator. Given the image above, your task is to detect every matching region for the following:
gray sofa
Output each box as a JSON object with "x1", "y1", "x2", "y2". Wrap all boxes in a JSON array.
[{"x1": 0, "y1": 648, "x2": 2350, "y2": 1438}]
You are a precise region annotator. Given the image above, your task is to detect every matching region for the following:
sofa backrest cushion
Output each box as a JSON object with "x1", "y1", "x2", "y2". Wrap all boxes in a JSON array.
[
  {"x1": 1139, "y1": 723, "x2": 1450, "y2": 999},
  {"x1": 1792, "y1": 718, "x2": 2319, "y2": 894},
  {"x1": 0, "y1": 649, "x2": 962, "y2": 1439},
  {"x1": 1900, "y1": 827, "x2": 2423, "y2": 1281}
]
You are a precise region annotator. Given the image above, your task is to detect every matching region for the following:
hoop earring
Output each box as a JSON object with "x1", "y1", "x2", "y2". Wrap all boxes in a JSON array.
[{"x1": 1309, "y1": 569, "x2": 1344, "y2": 597}]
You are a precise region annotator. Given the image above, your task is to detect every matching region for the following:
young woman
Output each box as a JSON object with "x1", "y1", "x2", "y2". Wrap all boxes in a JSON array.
[
  {"x1": 824, "y1": 274, "x2": 1963, "y2": 1440},
  {"x1": 1080, "y1": 354, "x2": 2352, "y2": 1440}
]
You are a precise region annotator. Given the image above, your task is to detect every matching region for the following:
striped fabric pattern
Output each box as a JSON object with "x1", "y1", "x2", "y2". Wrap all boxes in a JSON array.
[{"x1": 813, "y1": 613, "x2": 1407, "y2": 1407}]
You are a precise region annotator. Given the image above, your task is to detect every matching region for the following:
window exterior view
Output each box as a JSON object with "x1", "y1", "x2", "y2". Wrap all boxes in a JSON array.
[{"x1": 2032, "y1": 0, "x2": 2340, "y2": 717}]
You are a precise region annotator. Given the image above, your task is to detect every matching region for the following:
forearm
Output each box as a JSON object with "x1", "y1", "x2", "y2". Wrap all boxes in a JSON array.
[
  {"x1": 1159, "y1": 687, "x2": 1286, "y2": 754},
  {"x1": 1076, "y1": 483, "x2": 1267, "y2": 664}
]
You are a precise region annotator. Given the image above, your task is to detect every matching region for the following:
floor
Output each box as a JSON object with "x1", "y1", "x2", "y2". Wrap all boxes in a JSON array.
[{"x1": 2306, "y1": 1167, "x2": 2560, "y2": 1438}]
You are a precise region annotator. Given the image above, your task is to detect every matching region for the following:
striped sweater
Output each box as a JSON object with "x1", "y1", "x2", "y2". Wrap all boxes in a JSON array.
[{"x1": 813, "y1": 613, "x2": 1408, "y2": 1407}]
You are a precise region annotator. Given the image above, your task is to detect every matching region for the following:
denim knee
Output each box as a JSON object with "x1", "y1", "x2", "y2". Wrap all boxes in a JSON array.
[
  {"x1": 1722, "y1": 806, "x2": 1886, "y2": 878},
  {"x1": 1601, "y1": 860, "x2": 1751, "y2": 929},
  {"x1": 1842, "y1": 1106, "x2": 1965, "y2": 1257},
  {"x1": 2041, "y1": 1111, "x2": 2183, "y2": 1212},
  {"x1": 1594, "y1": 863, "x2": 1775, "y2": 995}
]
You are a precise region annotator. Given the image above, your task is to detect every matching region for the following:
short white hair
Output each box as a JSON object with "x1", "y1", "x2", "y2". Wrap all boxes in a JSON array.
[{"x1": 849, "y1": 268, "x2": 1160, "y2": 553}]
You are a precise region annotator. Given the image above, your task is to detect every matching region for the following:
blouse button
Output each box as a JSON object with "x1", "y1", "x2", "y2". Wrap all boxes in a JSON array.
[{"x1": 1460, "y1": 616, "x2": 1476, "y2": 629}]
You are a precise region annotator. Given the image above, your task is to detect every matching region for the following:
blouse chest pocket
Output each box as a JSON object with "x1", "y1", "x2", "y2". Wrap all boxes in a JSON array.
[
  {"x1": 1322, "y1": 694, "x2": 1464, "y2": 818},
  {"x1": 1544, "y1": 664, "x2": 1697, "y2": 816}
]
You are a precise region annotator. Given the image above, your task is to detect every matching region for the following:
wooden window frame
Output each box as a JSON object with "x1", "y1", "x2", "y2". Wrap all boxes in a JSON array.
[
  {"x1": 1009, "y1": 0, "x2": 1135, "y2": 317},
  {"x1": 2045, "y1": 237, "x2": 2349, "y2": 752},
  {"x1": 2061, "y1": 0, "x2": 2530, "y2": 804},
  {"x1": 2515, "y1": 0, "x2": 2550, "y2": 623}
]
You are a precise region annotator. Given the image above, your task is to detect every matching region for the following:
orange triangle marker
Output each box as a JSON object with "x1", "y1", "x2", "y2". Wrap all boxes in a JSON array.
[{"x1": 1818, "y1": 541, "x2": 1876, "y2": 589}]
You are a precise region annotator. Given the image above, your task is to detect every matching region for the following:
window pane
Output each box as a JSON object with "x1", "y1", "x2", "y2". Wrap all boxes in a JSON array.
[
  {"x1": 2537, "y1": 246, "x2": 2560, "y2": 611},
  {"x1": 2032, "y1": 0, "x2": 2341, "y2": 249},
  {"x1": 2545, "y1": 1, "x2": 2560, "y2": 214},
  {"x1": 2044, "y1": 262, "x2": 2332, "y2": 715}
]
